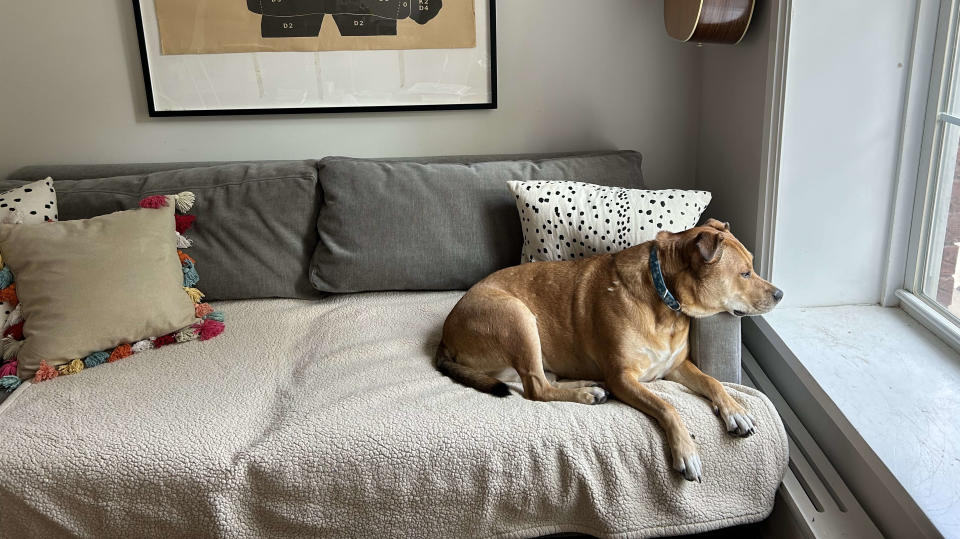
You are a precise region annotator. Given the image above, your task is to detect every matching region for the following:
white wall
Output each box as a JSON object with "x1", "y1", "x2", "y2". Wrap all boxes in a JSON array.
[
  {"x1": 0, "y1": 0, "x2": 701, "y2": 189},
  {"x1": 771, "y1": 0, "x2": 917, "y2": 307}
]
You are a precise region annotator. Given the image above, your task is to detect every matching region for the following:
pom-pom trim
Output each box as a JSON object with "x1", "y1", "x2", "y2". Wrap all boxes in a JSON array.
[
  {"x1": 174, "y1": 192, "x2": 196, "y2": 213},
  {"x1": 0, "y1": 266, "x2": 13, "y2": 290},
  {"x1": 83, "y1": 351, "x2": 110, "y2": 368},
  {"x1": 131, "y1": 339, "x2": 154, "y2": 353},
  {"x1": 108, "y1": 344, "x2": 133, "y2": 363},
  {"x1": 199, "y1": 318, "x2": 225, "y2": 341},
  {"x1": 195, "y1": 303, "x2": 214, "y2": 318},
  {"x1": 0, "y1": 191, "x2": 227, "y2": 390},
  {"x1": 0, "y1": 284, "x2": 17, "y2": 307},
  {"x1": 153, "y1": 334, "x2": 176, "y2": 348},
  {"x1": 3, "y1": 304, "x2": 22, "y2": 332},
  {"x1": 175, "y1": 214, "x2": 196, "y2": 235},
  {"x1": 139, "y1": 195, "x2": 169, "y2": 209},
  {"x1": 3, "y1": 320, "x2": 24, "y2": 340},
  {"x1": 182, "y1": 260, "x2": 200, "y2": 288},
  {"x1": 57, "y1": 359, "x2": 85, "y2": 376},
  {"x1": 0, "y1": 360, "x2": 17, "y2": 378},
  {"x1": 33, "y1": 361, "x2": 59, "y2": 382},
  {"x1": 184, "y1": 287, "x2": 205, "y2": 303}
]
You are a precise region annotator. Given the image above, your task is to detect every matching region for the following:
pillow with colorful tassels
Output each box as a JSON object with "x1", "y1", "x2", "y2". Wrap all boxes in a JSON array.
[
  {"x1": 0, "y1": 178, "x2": 59, "y2": 392},
  {"x1": 0, "y1": 191, "x2": 225, "y2": 394}
]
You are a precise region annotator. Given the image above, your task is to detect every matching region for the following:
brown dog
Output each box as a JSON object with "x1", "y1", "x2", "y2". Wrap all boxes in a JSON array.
[{"x1": 436, "y1": 219, "x2": 782, "y2": 482}]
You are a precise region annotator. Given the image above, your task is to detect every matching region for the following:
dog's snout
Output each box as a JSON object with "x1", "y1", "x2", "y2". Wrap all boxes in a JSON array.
[{"x1": 772, "y1": 288, "x2": 784, "y2": 303}]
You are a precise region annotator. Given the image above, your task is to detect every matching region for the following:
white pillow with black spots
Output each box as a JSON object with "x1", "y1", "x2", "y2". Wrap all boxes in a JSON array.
[
  {"x1": 508, "y1": 180, "x2": 711, "y2": 263},
  {"x1": 0, "y1": 178, "x2": 58, "y2": 225},
  {"x1": 0, "y1": 178, "x2": 58, "y2": 330}
]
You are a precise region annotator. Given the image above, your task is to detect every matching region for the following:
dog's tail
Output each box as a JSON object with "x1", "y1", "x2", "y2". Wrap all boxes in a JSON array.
[{"x1": 435, "y1": 341, "x2": 510, "y2": 398}]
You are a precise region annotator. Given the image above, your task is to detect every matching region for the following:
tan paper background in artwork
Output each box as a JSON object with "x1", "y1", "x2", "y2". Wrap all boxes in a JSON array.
[{"x1": 154, "y1": 0, "x2": 476, "y2": 55}]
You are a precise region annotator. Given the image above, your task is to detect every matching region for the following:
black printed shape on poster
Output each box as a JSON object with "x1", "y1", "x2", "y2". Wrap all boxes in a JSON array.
[
  {"x1": 409, "y1": 0, "x2": 442, "y2": 24},
  {"x1": 329, "y1": 0, "x2": 408, "y2": 19},
  {"x1": 246, "y1": 0, "x2": 443, "y2": 38},
  {"x1": 332, "y1": 14, "x2": 397, "y2": 36},
  {"x1": 260, "y1": 14, "x2": 325, "y2": 37}
]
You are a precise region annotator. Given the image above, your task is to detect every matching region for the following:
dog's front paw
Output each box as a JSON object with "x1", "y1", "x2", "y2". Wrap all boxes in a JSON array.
[
  {"x1": 671, "y1": 440, "x2": 702, "y2": 482},
  {"x1": 715, "y1": 402, "x2": 756, "y2": 437}
]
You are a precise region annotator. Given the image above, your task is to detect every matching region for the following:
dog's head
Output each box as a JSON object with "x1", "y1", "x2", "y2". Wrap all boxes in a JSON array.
[{"x1": 662, "y1": 219, "x2": 782, "y2": 318}]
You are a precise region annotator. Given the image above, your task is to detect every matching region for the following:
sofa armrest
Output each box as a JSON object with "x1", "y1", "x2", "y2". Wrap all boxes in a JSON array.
[{"x1": 689, "y1": 313, "x2": 741, "y2": 384}]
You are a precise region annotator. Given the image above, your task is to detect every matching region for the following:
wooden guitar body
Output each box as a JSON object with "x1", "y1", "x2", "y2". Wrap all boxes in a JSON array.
[{"x1": 664, "y1": 0, "x2": 756, "y2": 44}]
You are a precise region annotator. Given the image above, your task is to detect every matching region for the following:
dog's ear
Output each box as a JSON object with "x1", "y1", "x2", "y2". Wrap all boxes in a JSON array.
[
  {"x1": 704, "y1": 218, "x2": 730, "y2": 232},
  {"x1": 695, "y1": 230, "x2": 725, "y2": 264}
]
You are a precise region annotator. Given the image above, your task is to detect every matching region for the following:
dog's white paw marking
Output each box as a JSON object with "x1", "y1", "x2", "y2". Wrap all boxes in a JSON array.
[
  {"x1": 672, "y1": 448, "x2": 702, "y2": 482},
  {"x1": 724, "y1": 412, "x2": 756, "y2": 437}
]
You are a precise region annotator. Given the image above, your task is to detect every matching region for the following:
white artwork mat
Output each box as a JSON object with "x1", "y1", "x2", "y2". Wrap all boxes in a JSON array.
[{"x1": 137, "y1": 0, "x2": 494, "y2": 112}]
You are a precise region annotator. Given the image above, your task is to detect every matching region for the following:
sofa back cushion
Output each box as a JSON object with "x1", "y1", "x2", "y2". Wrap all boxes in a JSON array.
[
  {"x1": 0, "y1": 161, "x2": 321, "y2": 301},
  {"x1": 310, "y1": 151, "x2": 644, "y2": 292}
]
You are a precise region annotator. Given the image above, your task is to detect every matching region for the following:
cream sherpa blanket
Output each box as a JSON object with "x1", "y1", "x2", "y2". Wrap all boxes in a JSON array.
[{"x1": 0, "y1": 292, "x2": 788, "y2": 538}]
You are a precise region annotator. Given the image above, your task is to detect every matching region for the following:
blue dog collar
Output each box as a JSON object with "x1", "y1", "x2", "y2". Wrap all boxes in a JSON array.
[{"x1": 649, "y1": 244, "x2": 682, "y2": 312}]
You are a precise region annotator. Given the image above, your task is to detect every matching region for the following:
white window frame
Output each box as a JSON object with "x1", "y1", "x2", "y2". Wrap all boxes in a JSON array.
[
  {"x1": 884, "y1": 0, "x2": 960, "y2": 352},
  {"x1": 745, "y1": 2, "x2": 952, "y2": 535}
]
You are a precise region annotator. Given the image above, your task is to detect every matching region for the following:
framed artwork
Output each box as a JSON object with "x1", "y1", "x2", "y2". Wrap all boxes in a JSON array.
[{"x1": 132, "y1": 0, "x2": 497, "y2": 116}]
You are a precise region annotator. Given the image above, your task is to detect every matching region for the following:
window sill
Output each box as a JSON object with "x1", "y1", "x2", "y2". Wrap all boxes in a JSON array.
[
  {"x1": 896, "y1": 289, "x2": 960, "y2": 355},
  {"x1": 759, "y1": 304, "x2": 960, "y2": 538}
]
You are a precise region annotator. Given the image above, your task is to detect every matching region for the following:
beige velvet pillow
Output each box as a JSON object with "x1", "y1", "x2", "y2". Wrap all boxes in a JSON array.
[{"x1": 0, "y1": 203, "x2": 197, "y2": 379}]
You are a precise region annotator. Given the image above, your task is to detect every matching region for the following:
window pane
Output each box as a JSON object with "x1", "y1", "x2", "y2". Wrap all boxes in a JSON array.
[
  {"x1": 922, "y1": 123, "x2": 960, "y2": 315},
  {"x1": 945, "y1": 18, "x2": 960, "y2": 115}
]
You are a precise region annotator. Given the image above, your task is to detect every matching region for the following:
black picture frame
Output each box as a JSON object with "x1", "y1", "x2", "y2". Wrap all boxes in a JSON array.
[{"x1": 132, "y1": 0, "x2": 497, "y2": 117}]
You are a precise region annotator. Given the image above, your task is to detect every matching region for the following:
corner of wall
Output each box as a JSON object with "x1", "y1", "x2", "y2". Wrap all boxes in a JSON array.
[{"x1": 692, "y1": 0, "x2": 782, "y2": 256}]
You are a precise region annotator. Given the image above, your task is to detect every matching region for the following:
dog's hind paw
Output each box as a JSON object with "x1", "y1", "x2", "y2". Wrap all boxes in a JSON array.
[
  {"x1": 573, "y1": 386, "x2": 609, "y2": 405},
  {"x1": 565, "y1": 386, "x2": 610, "y2": 404}
]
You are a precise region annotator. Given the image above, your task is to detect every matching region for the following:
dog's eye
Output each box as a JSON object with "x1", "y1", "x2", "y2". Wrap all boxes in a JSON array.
[{"x1": 740, "y1": 271, "x2": 751, "y2": 278}]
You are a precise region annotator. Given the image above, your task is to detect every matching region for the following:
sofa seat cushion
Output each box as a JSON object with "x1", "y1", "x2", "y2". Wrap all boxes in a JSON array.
[{"x1": 0, "y1": 292, "x2": 787, "y2": 539}]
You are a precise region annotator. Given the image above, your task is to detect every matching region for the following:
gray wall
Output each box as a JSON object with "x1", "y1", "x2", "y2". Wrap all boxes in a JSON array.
[
  {"x1": 694, "y1": 0, "x2": 777, "y2": 253},
  {"x1": 0, "y1": 0, "x2": 701, "y2": 189}
]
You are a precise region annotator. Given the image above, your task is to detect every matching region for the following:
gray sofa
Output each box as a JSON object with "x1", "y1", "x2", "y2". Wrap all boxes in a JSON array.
[
  {"x1": 0, "y1": 152, "x2": 785, "y2": 538},
  {"x1": 2, "y1": 151, "x2": 742, "y2": 384}
]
